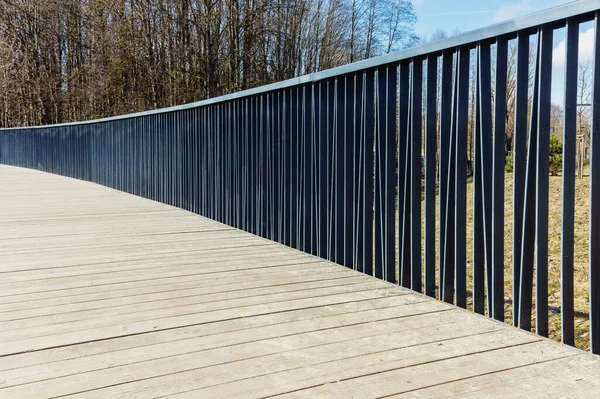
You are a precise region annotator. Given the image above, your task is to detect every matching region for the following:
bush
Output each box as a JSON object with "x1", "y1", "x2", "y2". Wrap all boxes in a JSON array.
[
  {"x1": 549, "y1": 134, "x2": 562, "y2": 176},
  {"x1": 505, "y1": 135, "x2": 562, "y2": 175},
  {"x1": 505, "y1": 154, "x2": 514, "y2": 173}
]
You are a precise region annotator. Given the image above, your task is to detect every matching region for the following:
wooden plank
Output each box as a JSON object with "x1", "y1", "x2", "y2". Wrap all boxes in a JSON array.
[
  {"x1": 0, "y1": 275, "x2": 368, "y2": 322},
  {"x1": 0, "y1": 295, "x2": 422, "y2": 372},
  {"x1": 0, "y1": 281, "x2": 395, "y2": 342},
  {"x1": 0, "y1": 301, "x2": 448, "y2": 389},
  {"x1": 64, "y1": 326, "x2": 538, "y2": 398},
  {"x1": 1, "y1": 309, "x2": 493, "y2": 398},
  {"x1": 0, "y1": 289, "x2": 403, "y2": 357},
  {"x1": 224, "y1": 341, "x2": 569, "y2": 399},
  {"x1": 0, "y1": 271, "x2": 358, "y2": 313},
  {"x1": 0, "y1": 262, "x2": 347, "y2": 306},
  {"x1": 0, "y1": 248, "x2": 314, "y2": 282},
  {"x1": 0, "y1": 255, "x2": 325, "y2": 291},
  {"x1": 0, "y1": 276, "x2": 375, "y2": 327},
  {"x1": 389, "y1": 353, "x2": 600, "y2": 397}
]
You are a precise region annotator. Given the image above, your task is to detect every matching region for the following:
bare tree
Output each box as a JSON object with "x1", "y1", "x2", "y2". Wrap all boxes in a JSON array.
[
  {"x1": 0, "y1": 0, "x2": 420, "y2": 128},
  {"x1": 577, "y1": 61, "x2": 592, "y2": 148}
]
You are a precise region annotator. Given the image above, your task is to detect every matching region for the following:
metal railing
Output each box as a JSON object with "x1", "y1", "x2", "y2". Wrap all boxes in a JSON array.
[{"x1": 1, "y1": 0, "x2": 600, "y2": 353}]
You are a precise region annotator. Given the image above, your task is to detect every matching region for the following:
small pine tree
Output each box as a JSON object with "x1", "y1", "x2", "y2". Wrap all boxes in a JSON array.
[{"x1": 549, "y1": 134, "x2": 563, "y2": 176}]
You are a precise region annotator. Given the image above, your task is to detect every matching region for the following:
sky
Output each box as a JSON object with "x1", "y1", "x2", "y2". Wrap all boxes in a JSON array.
[
  {"x1": 413, "y1": 0, "x2": 573, "y2": 39},
  {"x1": 412, "y1": 0, "x2": 593, "y2": 105}
]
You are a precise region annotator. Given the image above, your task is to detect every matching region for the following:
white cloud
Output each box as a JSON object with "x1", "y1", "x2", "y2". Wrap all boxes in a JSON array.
[
  {"x1": 493, "y1": 0, "x2": 533, "y2": 23},
  {"x1": 552, "y1": 27, "x2": 595, "y2": 68}
]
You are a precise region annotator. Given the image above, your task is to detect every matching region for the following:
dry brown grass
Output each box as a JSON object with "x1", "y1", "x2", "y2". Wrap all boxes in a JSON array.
[{"x1": 398, "y1": 174, "x2": 592, "y2": 350}]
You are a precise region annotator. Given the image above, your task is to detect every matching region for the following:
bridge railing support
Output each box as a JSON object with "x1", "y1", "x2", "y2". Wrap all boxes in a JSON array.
[{"x1": 2, "y1": 0, "x2": 600, "y2": 353}]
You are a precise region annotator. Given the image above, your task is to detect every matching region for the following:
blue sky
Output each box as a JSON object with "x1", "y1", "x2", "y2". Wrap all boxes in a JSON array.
[
  {"x1": 413, "y1": 0, "x2": 573, "y2": 39},
  {"x1": 412, "y1": 0, "x2": 592, "y2": 105}
]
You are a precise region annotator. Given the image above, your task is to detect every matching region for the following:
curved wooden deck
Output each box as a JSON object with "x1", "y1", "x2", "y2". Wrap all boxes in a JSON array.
[{"x1": 1, "y1": 164, "x2": 600, "y2": 398}]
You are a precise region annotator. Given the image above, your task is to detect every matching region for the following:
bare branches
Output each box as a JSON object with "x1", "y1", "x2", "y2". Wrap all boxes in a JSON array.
[{"x1": 0, "y1": 0, "x2": 419, "y2": 127}]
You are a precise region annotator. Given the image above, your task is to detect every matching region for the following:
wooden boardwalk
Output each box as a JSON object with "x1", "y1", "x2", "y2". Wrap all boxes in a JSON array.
[{"x1": 1, "y1": 164, "x2": 600, "y2": 398}]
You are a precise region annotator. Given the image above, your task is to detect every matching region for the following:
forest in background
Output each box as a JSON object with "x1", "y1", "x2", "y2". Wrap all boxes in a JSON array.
[{"x1": 0, "y1": 0, "x2": 418, "y2": 127}]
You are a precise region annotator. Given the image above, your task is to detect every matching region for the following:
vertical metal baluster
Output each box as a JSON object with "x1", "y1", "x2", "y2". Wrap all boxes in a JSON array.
[
  {"x1": 386, "y1": 65, "x2": 398, "y2": 284},
  {"x1": 228, "y1": 103, "x2": 232, "y2": 223},
  {"x1": 364, "y1": 69, "x2": 375, "y2": 277},
  {"x1": 185, "y1": 111, "x2": 190, "y2": 210},
  {"x1": 375, "y1": 64, "x2": 397, "y2": 283},
  {"x1": 145, "y1": 119, "x2": 150, "y2": 200},
  {"x1": 561, "y1": 17, "x2": 579, "y2": 346},
  {"x1": 311, "y1": 84, "x2": 318, "y2": 254},
  {"x1": 180, "y1": 112, "x2": 185, "y2": 209},
  {"x1": 327, "y1": 80, "x2": 336, "y2": 262},
  {"x1": 265, "y1": 96, "x2": 270, "y2": 237},
  {"x1": 239, "y1": 100, "x2": 245, "y2": 227},
  {"x1": 304, "y1": 85, "x2": 312, "y2": 253},
  {"x1": 440, "y1": 51, "x2": 453, "y2": 302},
  {"x1": 219, "y1": 104, "x2": 224, "y2": 221},
  {"x1": 401, "y1": 65, "x2": 412, "y2": 289},
  {"x1": 214, "y1": 104, "x2": 218, "y2": 219},
  {"x1": 202, "y1": 107, "x2": 208, "y2": 216},
  {"x1": 298, "y1": 87, "x2": 306, "y2": 251},
  {"x1": 206, "y1": 107, "x2": 210, "y2": 214},
  {"x1": 226, "y1": 105, "x2": 231, "y2": 223},
  {"x1": 177, "y1": 114, "x2": 183, "y2": 209},
  {"x1": 473, "y1": 44, "x2": 485, "y2": 315},
  {"x1": 519, "y1": 32, "x2": 541, "y2": 332},
  {"x1": 354, "y1": 72, "x2": 364, "y2": 272},
  {"x1": 208, "y1": 107, "x2": 213, "y2": 219},
  {"x1": 271, "y1": 93, "x2": 277, "y2": 239},
  {"x1": 167, "y1": 113, "x2": 173, "y2": 206},
  {"x1": 187, "y1": 111, "x2": 192, "y2": 212},
  {"x1": 248, "y1": 97, "x2": 255, "y2": 234},
  {"x1": 492, "y1": 38, "x2": 508, "y2": 322},
  {"x1": 535, "y1": 25, "x2": 553, "y2": 338},
  {"x1": 590, "y1": 11, "x2": 600, "y2": 354},
  {"x1": 398, "y1": 62, "x2": 410, "y2": 287},
  {"x1": 239, "y1": 101, "x2": 244, "y2": 228},
  {"x1": 375, "y1": 67, "x2": 384, "y2": 279},
  {"x1": 513, "y1": 31, "x2": 529, "y2": 326},
  {"x1": 455, "y1": 47, "x2": 469, "y2": 309},
  {"x1": 214, "y1": 106, "x2": 218, "y2": 219},
  {"x1": 192, "y1": 110, "x2": 199, "y2": 214},
  {"x1": 560, "y1": 18, "x2": 579, "y2": 345},
  {"x1": 253, "y1": 97, "x2": 259, "y2": 234},
  {"x1": 256, "y1": 98, "x2": 261, "y2": 233},
  {"x1": 335, "y1": 77, "x2": 345, "y2": 265},
  {"x1": 256, "y1": 99, "x2": 267, "y2": 237},
  {"x1": 274, "y1": 91, "x2": 282, "y2": 243},
  {"x1": 228, "y1": 103, "x2": 233, "y2": 224},
  {"x1": 233, "y1": 104, "x2": 238, "y2": 225},
  {"x1": 344, "y1": 74, "x2": 355, "y2": 268},
  {"x1": 411, "y1": 59, "x2": 423, "y2": 292},
  {"x1": 281, "y1": 92, "x2": 287, "y2": 244},
  {"x1": 290, "y1": 87, "x2": 298, "y2": 249},
  {"x1": 224, "y1": 105, "x2": 228, "y2": 223},
  {"x1": 264, "y1": 94, "x2": 271, "y2": 238},
  {"x1": 475, "y1": 40, "x2": 494, "y2": 316},
  {"x1": 318, "y1": 81, "x2": 327, "y2": 258},
  {"x1": 425, "y1": 55, "x2": 437, "y2": 296},
  {"x1": 175, "y1": 112, "x2": 180, "y2": 207},
  {"x1": 443, "y1": 52, "x2": 458, "y2": 304}
]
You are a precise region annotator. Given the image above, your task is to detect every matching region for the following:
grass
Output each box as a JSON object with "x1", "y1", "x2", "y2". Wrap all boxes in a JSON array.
[{"x1": 404, "y1": 174, "x2": 592, "y2": 350}]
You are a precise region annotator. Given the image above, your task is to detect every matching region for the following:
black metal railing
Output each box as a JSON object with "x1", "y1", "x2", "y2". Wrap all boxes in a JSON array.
[{"x1": 1, "y1": 1, "x2": 600, "y2": 353}]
